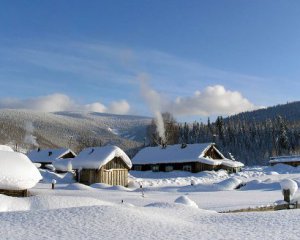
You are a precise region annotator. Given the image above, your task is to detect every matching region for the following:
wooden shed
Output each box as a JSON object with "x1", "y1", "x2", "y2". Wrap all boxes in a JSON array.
[
  {"x1": 72, "y1": 146, "x2": 132, "y2": 186},
  {"x1": 0, "y1": 148, "x2": 42, "y2": 197},
  {"x1": 269, "y1": 155, "x2": 300, "y2": 167},
  {"x1": 27, "y1": 148, "x2": 76, "y2": 169},
  {"x1": 132, "y1": 143, "x2": 244, "y2": 173}
]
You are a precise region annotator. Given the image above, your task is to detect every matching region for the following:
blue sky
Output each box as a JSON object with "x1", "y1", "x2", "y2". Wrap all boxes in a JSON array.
[{"x1": 0, "y1": 0, "x2": 299, "y2": 121}]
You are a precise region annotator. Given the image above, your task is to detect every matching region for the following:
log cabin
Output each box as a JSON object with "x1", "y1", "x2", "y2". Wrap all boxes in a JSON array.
[
  {"x1": 269, "y1": 155, "x2": 300, "y2": 167},
  {"x1": 27, "y1": 148, "x2": 76, "y2": 169},
  {"x1": 132, "y1": 143, "x2": 244, "y2": 173},
  {"x1": 72, "y1": 146, "x2": 132, "y2": 186}
]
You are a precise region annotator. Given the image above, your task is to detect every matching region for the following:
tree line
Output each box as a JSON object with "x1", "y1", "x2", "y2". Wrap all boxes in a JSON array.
[{"x1": 147, "y1": 112, "x2": 300, "y2": 166}]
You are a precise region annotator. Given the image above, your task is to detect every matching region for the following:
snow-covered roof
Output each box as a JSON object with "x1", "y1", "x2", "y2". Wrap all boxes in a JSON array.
[
  {"x1": 132, "y1": 143, "x2": 244, "y2": 168},
  {"x1": 0, "y1": 145, "x2": 14, "y2": 152},
  {"x1": 133, "y1": 143, "x2": 214, "y2": 164},
  {"x1": 27, "y1": 148, "x2": 76, "y2": 163},
  {"x1": 269, "y1": 155, "x2": 300, "y2": 164},
  {"x1": 72, "y1": 145, "x2": 132, "y2": 170},
  {"x1": 221, "y1": 159, "x2": 244, "y2": 168},
  {"x1": 0, "y1": 150, "x2": 42, "y2": 190}
]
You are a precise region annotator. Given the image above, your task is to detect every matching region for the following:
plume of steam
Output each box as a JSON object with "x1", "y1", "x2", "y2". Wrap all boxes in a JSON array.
[
  {"x1": 139, "y1": 74, "x2": 166, "y2": 143},
  {"x1": 24, "y1": 121, "x2": 39, "y2": 147},
  {"x1": 154, "y1": 111, "x2": 166, "y2": 143}
]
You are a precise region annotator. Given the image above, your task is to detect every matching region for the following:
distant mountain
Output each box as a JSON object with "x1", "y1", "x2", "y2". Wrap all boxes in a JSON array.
[{"x1": 0, "y1": 110, "x2": 151, "y2": 156}]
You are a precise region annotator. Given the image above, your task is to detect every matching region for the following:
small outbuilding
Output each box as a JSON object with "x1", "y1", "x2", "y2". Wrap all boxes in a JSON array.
[
  {"x1": 72, "y1": 145, "x2": 132, "y2": 186},
  {"x1": 132, "y1": 143, "x2": 244, "y2": 173},
  {"x1": 27, "y1": 148, "x2": 76, "y2": 169},
  {"x1": 0, "y1": 150, "x2": 42, "y2": 197},
  {"x1": 269, "y1": 155, "x2": 300, "y2": 167}
]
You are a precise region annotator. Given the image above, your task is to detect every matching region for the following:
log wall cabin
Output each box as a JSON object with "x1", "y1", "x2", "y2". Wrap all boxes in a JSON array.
[
  {"x1": 132, "y1": 143, "x2": 244, "y2": 173},
  {"x1": 72, "y1": 146, "x2": 132, "y2": 186}
]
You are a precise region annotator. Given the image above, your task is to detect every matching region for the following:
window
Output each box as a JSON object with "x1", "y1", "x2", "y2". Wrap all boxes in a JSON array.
[
  {"x1": 152, "y1": 165, "x2": 159, "y2": 172},
  {"x1": 183, "y1": 165, "x2": 192, "y2": 172},
  {"x1": 165, "y1": 165, "x2": 173, "y2": 172}
]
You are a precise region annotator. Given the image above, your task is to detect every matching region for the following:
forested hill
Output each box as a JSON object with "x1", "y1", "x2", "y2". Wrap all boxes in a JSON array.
[
  {"x1": 147, "y1": 102, "x2": 300, "y2": 166},
  {"x1": 213, "y1": 101, "x2": 300, "y2": 165},
  {"x1": 227, "y1": 101, "x2": 300, "y2": 123},
  {"x1": 0, "y1": 110, "x2": 151, "y2": 156}
]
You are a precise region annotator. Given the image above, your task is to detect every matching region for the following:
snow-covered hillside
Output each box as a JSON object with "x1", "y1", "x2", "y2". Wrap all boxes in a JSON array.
[{"x1": 0, "y1": 110, "x2": 151, "y2": 154}]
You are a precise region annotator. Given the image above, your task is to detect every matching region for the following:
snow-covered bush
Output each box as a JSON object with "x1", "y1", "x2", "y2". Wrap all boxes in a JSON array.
[{"x1": 280, "y1": 179, "x2": 298, "y2": 198}]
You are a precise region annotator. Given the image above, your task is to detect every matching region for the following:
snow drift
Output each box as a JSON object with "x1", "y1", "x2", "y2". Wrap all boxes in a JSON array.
[{"x1": 174, "y1": 196, "x2": 198, "y2": 208}]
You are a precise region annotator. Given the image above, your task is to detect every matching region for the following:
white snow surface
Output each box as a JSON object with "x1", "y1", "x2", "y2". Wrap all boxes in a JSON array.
[
  {"x1": 0, "y1": 145, "x2": 14, "y2": 152},
  {"x1": 2, "y1": 165, "x2": 300, "y2": 239},
  {"x1": 132, "y1": 143, "x2": 244, "y2": 167},
  {"x1": 0, "y1": 151, "x2": 42, "y2": 190},
  {"x1": 27, "y1": 148, "x2": 75, "y2": 163},
  {"x1": 72, "y1": 145, "x2": 132, "y2": 170},
  {"x1": 280, "y1": 179, "x2": 298, "y2": 197}
]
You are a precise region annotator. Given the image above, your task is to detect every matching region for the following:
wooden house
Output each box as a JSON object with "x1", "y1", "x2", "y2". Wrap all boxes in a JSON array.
[
  {"x1": 27, "y1": 148, "x2": 76, "y2": 169},
  {"x1": 72, "y1": 146, "x2": 132, "y2": 186},
  {"x1": 269, "y1": 155, "x2": 300, "y2": 167},
  {"x1": 132, "y1": 143, "x2": 244, "y2": 173},
  {"x1": 0, "y1": 149, "x2": 42, "y2": 197}
]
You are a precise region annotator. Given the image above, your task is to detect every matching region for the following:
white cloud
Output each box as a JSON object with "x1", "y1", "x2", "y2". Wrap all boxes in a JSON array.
[
  {"x1": 0, "y1": 93, "x2": 131, "y2": 115},
  {"x1": 84, "y1": 102, "x2": 107, "y2": 113},
  {"x1": 165, "y1": 85, "x2": 257, "y2": 116},
  {"x1": 108, "y1": 100, "x2": 131, "y2": 115}
]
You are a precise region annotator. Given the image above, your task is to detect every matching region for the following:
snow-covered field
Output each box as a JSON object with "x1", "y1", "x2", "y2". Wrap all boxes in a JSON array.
[{"x1": 2, "y1": 164, "x2": 300, "y2": 239}]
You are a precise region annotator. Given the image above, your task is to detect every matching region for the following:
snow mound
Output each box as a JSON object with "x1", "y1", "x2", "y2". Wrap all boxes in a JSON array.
[
  {"x1": 214, "y1": 177, "x2": 243, "y2": 191},
  {"x1": 240, "y1": 179, "x2": 280, "y2": 191},
  {"x1": 127, "y1": 180, "x2": 140, "y2": 189},
  {"x1": 0, "y1": 151, "x2": 42, "y2": 190},
  {"x1": 53, "y1": 159, "x2": 73, "y2": 172},
  {"x1": 0, "y1": 195, "x2": 114, "y2": 212},
  {"x1": 174, "y1": 196, "x2": 198, "y2": 208},
  {"x1": 0, "y1": 145, "x2": 14, "y2": 152},
  {"x1": 62, "y1": 183, "x2": 94, "y2": 191},
  {"x1": 33, "y1": 163, "x2": 42, "y2": 168},
  {"x1": 39, "y1": 170, "x2": 75, "y2": 184},
  {"x1": 280, "y1": 179, "x2": 298, "y2": 197}
]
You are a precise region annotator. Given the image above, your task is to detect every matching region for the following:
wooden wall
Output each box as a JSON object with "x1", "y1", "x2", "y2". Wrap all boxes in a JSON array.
[
  {"x1": 78, "y1": 157, "x2": 129, "y2": 186},
  {"x1": 0, "y1": 189, "x2": 28, "y2": 197},
  {"x1": 61, "y1": 151, "x2": 76, "y2": 159},
  {"x1": 132, "y1": 161, "x2": 218, "y2": 173},
  {"x1": 203, "y1": 146, "x2": 223, "y2": 159}
]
